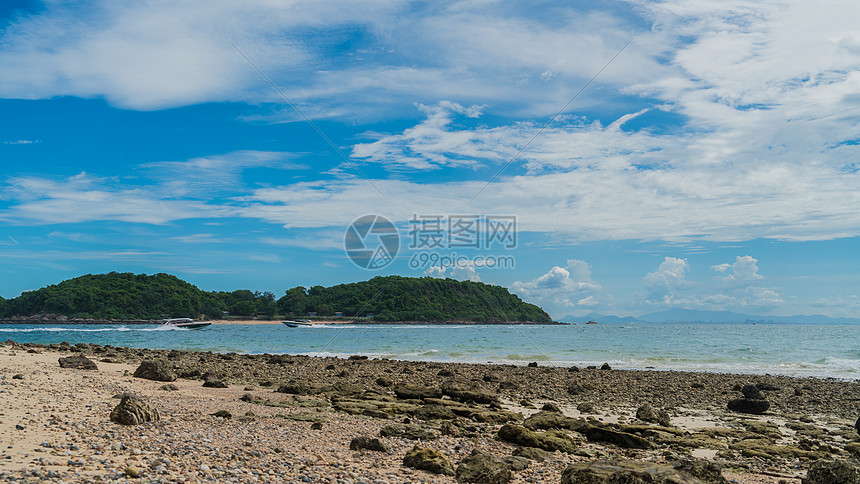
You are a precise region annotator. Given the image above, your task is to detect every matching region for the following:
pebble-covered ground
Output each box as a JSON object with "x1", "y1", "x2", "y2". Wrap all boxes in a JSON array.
[{"x1": 1, "y1": 339, "x2": 859, "y2": 483}]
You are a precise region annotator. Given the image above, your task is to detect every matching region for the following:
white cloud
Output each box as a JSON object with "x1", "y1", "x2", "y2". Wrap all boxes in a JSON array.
[
  {"x1": 511, "y1": 259, "x2": 600, "y2": 310},
  {"x1": 643, "y1": 257, "x2": 689, "y2": 304},
  {"x1": 3, "y1": 139, "x2": 41, "y2": 145},
  {"x1": 424, "y1": 263, "x2": 482, "y2": 282},
  {"x1": 1, "y1": 172, "x2": 230, "y2": 225},
  {"x1": 717, "y1": 255, "x2": 765, "y2": 283}
]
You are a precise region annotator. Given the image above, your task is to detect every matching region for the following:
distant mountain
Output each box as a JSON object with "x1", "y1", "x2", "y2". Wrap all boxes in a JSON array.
[
  {"x1": 558, "y1": 312, "x2": 642, "y2": 324},
  {"x1": 558, "y1": 309, "x2": 860, "y2": 324},
  {"x1": 638, "y1": 308, "x2": 860, "y2": 324}
]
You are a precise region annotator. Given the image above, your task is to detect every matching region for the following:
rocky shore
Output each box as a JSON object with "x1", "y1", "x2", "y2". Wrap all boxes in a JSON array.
[{"x1": 2, "y1": 339, "x2": 860, "y2": 483}]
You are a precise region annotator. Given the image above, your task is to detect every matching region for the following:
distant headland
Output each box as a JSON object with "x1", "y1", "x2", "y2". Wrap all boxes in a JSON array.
[{"x1": 0, "y1": 272, "x2": 555, "y2": 324}]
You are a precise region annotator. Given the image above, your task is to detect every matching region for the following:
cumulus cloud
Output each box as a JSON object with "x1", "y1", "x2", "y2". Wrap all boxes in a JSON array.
[
  {"x1": 715, "y1": 255, "x2": 765, "y2": 282},
  {"x1": 423, "y1": 264, "x2": 481, "y2": 282},
  {"x1": 511, "y1": 259, "x2": 600, "y2": 310},
  {"x1": 643, "y1": 257, "x2": 689, "y2": 304}
]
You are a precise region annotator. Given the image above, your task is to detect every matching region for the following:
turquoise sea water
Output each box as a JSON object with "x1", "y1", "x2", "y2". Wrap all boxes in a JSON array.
[{"x1": 1, "y1": 322, "x2": 858, "y2": 380}]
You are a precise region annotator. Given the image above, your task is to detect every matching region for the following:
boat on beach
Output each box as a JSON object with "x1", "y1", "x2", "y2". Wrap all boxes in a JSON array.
[
  {"x1": 282, "y1": 319, "x2": 314, "y2": 328},
  {"x1": 162, "y1": 318, "x2": 212, "y2": 329}
]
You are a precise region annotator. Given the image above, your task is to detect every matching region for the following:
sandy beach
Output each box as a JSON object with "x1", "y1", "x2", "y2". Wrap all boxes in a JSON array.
[{"x1": 1, "y1": 340, "x2": 858, "y2": 483}]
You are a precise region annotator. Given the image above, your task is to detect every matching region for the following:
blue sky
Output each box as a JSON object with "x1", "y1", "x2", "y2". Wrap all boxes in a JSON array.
[{"x1": 1, "y1": 0, "x2": 860, "y2": 319}]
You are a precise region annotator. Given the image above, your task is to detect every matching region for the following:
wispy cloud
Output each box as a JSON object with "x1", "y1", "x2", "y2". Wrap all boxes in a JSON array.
[{"x1": 3, "y1": 139, "x2": 41, "y2": 145}]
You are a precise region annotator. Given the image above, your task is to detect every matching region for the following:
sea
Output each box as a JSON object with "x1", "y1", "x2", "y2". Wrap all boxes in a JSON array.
[{"x1": 1, "y1": 322, "x2": 858, "y2": 380}]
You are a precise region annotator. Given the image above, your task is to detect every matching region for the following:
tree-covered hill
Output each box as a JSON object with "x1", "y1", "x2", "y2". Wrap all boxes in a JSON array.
[
  {"x1": 0, "y1": 273, "x2": 551, "y2": 323},
  {"x1": 278, "y1": 275, "x2": 551, "y2": 323},
  {"x1": 0, "y1": 273, "x2": 275, "y2": 320}
]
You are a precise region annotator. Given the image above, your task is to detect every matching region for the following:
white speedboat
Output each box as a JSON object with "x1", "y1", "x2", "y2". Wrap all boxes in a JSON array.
[
  {"x1": 282, "y1": 319, "x2": 314, "y2": 328},
  {"x1": 162, "y1": 318, "x2": 212, "y2": 329}
]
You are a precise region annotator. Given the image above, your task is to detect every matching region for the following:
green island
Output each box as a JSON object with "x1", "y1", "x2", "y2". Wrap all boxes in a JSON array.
[{"x1": 0, "y1": 272, "x2": 552, "y2": 323}]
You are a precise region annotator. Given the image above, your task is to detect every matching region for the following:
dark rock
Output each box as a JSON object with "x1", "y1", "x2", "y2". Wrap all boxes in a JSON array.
[
  {"x1": 527, "y1": 362, "x2": 538, "y2": 367},
  {"x1": 437, "y1": 369, "x2": 453, "y2": 377},
  {"x1": 727, "y1": 398, "x2": 770, "y2": 414},
  {"x1": 348, "y1": 355, "x2": 368, "y2": 360},
  {"x1": 362, "y1": 408, "x2": 390, "y2": 419},
  {"x1": 393, "y1": 385, "x2": 442, "y2": 400},
  {"x1": 855, "y1": 417, "x2": 860, "y2": 437},
  {"x1": 133, "y1": 360, "x2": 176, "y2": 382},
  {"x1": 741, "y1": 384, "x2": 764, "y2": 400},
  {"x1": 212, "y1": 410, "x2": 232, "y2": 419},
  {"x1": 562, "y1": 459, "x2": 728, "y2": 484},
  {"x1": 349, "y1": 436, "x2": 388, "y2": 452},
  {"x1": 11, "y1": 374, "x2": 23, "y2": 380},
  {"x1": 568, "y1": 366, "x2": 580, "y2": 372},
  {"x1": 178, "y1": 369, "x2": 202, "y2": 379},
  {"x1": 498, "y1": 381, "x2": 518, "y2": 390},
  {"x1": 577, "y1": 402, "x2": 595, "y2": 414},
  {"x1": 15, "y1": 424, "x2": 24, "y2": 430},
  {"x1": 202, "y1": 379, "x2": 228, "y2": 388},
  {"x1": 541, "y1": 402, "x2": 561, "y2": 413},
  {"x1": 159, "y1": 384, "x2": 179, "y2": 391},
  {"x1": 497, "y1": 424, "x2": 576, "y2": 453},
  {"x1": 403, "y1": 446, "x2": 454, "y2": 476},
  {"x1": 325, "y1": 364, "x2": 337, "y2": 370},
  {"x1": 584, "y1": 427, "x2": 653, "y2": 449},
  {"x1": 802, "y1": 459, "x2": 860, "y2": 484},
  {"x1": 636, "y1": 404, "x2": 671, "y2": 426},
  {"x1": 600, "y1": 362, "x2": 612, "y2": 370},
  {"x1": 512, "y1": 446, "x2": 552, "y2": 462},
  {"x1": 483, "y1": 372, "x2": 501, "y2": 382},
  {"x1": 110, "y1": 396, "x2": 160, "y2": 425},
  {"x1": 376, "y1": 376, "x2": 393, "y2": 387},
  {"x1": 380, "y1": 423, "x2": 436, "y2": 440},
  {"x1": 568, "y1": 382, "x2": 585, "y2": 395},
  {"x1": 455, "y1": 449, "x2": 512, "y2": 484},
  {"x1": 58, "y1": 356, "x2": 98, "y2": 370},
  {"x1": 310, "y1": 422, "x2": 323, "y2": 430}
]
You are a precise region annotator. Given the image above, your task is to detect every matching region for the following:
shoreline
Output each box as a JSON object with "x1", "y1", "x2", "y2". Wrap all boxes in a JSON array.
[
  {"x1": 1, "y1": 340, "x2": 858, "y2": 482},
  {"x1": 0, "y1": 318, "x2": 566, "y2": 325}
]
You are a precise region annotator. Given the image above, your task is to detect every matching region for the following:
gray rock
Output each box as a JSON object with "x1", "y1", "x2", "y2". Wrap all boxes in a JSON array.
[
  {"x1": 503, "y1": 456, "x2": 530, "y2": 471},
  {"x1": 349, "y1": 436, "x2": 388, "y2": 452},
  {"x1": 455, "y1": 449, "x2": 513, "y2": 483},
  {"x1": 159, "y1": 383, "x2": 179, "y2": 391},
  {"x1": 403, "y1": 446, "x2": 454, "y2": 476},
  {"x1": 110, "y1": 396, "x2": 159, "y2": 425},
  {"x1": 803, "y1": 459, "x2": 860, "y2": 484},
  {"x1": 202, "y1": 379, "x2": 228, "y2": 388},
  {"x1": 58, "y1": 356, "x2": 98, "y2": 370},
  {"x1": 133, "y1": 360, "x2": 176, "y2": 382},
  {"x1": 393, "y1": 385, "x2": 442, "y2": 400},
  {"x1": 561, "y1": 459, "x2": 727, "y2": 484},
  {"x1": 212, "y1": 410, "x2": 232, "y2": 419},
  {"x1": 636, "y1": 404, "x2": 671, "y2": 427}
]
